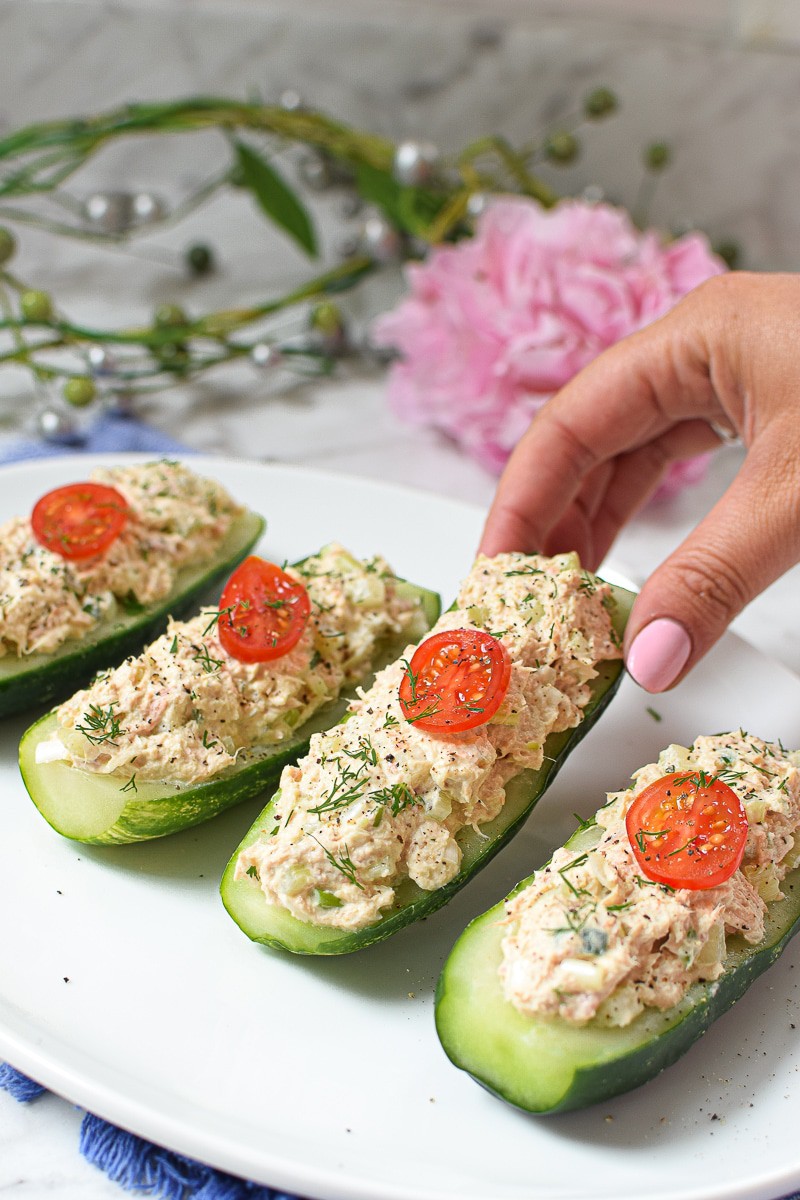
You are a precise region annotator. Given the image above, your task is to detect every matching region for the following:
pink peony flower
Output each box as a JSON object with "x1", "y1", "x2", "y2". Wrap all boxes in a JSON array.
[{"x1": 373, "y1": 198, "x2": 726, "y2": 495}]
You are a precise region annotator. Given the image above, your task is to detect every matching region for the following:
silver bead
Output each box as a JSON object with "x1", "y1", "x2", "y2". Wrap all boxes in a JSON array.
[
  {"x1": 82, "y1": 191, "x2": 136, "y2": 235},
  {"x1": 297, "y1": 150, "x2": 334, "y2": 193},
  {"x1": 131, "y1": 192, "x2": 166, "y2": 225},
  {"x1": 581, "y1": 184, "x2": 605, "y2": 205},
  {"x1": 279, "y1": 89, "x2": 304, "y2": 112},
  {"x1": 358, "y1": 214, "x2": 402, "y2": 264},
  {"x1": 466, "y1": 192, "x2": 489, "y2": 218},
  {"x1": 250, "y1": 343, "x2": 283, "y2": 369},
  {"x1": 392, "y1": 140, "x2": 441, "y2": 188},
  {"x1": 87, "y1": 345, "x2": 117, "y2": 378},
  {"x1": 37, "y1": 407, "x2": 79, "y2": 443}
]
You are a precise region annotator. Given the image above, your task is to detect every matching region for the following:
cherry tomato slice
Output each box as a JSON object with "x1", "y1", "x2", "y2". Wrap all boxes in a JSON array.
[
  {"x1": 217, "y1": 556, "x2": 310, "y2": 663},
  {"x1": 31, "y1": 482, "x2": 129, "y2": 560},
  {"x1": 626, "y1": 771, "x2": 748, "y2": 890},
  {"x1": 398, "y1": 627, "x2": 512, "y2": 735}
]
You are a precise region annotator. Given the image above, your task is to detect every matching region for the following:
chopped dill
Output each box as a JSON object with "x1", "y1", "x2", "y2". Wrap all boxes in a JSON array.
[{"x1": 77, "y1": 703, "x2": 126, "y2": 746}]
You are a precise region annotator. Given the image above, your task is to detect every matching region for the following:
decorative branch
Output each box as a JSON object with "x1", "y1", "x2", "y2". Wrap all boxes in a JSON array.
[{"x1": 0, "y1": 86, "x2": 703, "y2": 432}]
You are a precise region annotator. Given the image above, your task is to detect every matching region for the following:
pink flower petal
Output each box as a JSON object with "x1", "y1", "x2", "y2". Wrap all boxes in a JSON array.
[{"x1": 373, "y1": 198, "x2": 725, "y2": 503}]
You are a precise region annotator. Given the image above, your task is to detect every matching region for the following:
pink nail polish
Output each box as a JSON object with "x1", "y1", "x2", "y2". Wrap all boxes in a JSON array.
[{"x1": 626, "y1": 619, "x2": 691, "y2": 693}]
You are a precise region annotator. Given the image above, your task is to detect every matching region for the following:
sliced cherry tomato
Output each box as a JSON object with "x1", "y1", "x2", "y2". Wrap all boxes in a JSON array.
[
  {"x1": 217, "y1": 556, "x2": 310, "y2": 663},
  {"x1": 31, "y1": 482, "x2": 129, "y2": 560},
  {"x1": 398, "y1": 627, "x2": 512, "y2": 735},
  {"x1": 626, "y1": 771, "x2": 748, "y2": 890}
]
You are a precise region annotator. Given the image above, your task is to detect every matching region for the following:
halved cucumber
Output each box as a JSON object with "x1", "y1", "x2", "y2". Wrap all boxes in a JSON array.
[
  {"x1": 434, "y1": 818, "x2": 800, "y2": 1114},
  {"x1": 0, "y1": 509, "x2": 265, "y2": 718},
  {"x1": 19, "y1": 579, "x2": 440, "y2": 845},
  {"x1": 220, "y1": 579, "x2": 635, "y2": 955}
]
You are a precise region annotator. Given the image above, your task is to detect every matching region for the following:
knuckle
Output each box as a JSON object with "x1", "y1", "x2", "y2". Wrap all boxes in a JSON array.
[
  {"x1": 545, "y1": 411, "x2": 599, "y2": 478},
  {"x1": 666, "y1": 545, "x2": 751, "y2": 625}
]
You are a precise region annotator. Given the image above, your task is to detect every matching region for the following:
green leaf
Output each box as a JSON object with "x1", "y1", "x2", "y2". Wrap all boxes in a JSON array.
[
  {"x1": 356, "y1": 162, "x2": 405, "y2": 223},
  {"x1": 234, "y1": 141, "x2": 318, "y2": 257},
  {"x1": 356, "y1": 161, "x2": 443, "y2": 238}
]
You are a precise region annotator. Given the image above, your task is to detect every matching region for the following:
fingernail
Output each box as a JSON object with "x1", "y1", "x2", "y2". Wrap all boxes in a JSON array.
[{"x1": 626, "y1": 618, "x2": 691, "y2": 693}]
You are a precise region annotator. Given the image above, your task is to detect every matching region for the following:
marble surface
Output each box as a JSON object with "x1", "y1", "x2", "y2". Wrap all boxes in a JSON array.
[{"x1": 2, "y1": 0, "x2": 800, "y2": 271}]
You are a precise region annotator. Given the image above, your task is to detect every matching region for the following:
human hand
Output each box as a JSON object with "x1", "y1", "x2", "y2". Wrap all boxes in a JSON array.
[{"x1": 479, "y1": 272, "x2": 800, "y2": 692}]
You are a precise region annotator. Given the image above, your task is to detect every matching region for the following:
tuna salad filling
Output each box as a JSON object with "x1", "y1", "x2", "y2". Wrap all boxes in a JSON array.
[
  {"x1": 500, "y1": 731, "x2": 800, "y2": 1027},
  {"x1": 235, "y1": 552, "x2": 621, "y2": 932},
  {"x1": 0, "y1": 460, "x2": 241, "y2": 658},
  {"x1": 36, "y1": 544, "x2": 427, "y2": 785}
]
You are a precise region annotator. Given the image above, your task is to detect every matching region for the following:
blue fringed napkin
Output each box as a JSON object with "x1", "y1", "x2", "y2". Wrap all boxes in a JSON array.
[
  {"x1": 0, "y1": 410, "x2": 190, "y2": 464},
  {"x1": 0, "y1": 414, "x2": 303, "y2": 1200},
  {"x1": 1, "y1": 1064, "x2": 295, "y2": 1199}
]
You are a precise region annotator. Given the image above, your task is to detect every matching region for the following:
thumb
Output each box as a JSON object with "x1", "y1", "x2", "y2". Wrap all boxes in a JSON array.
[{"x1": 624, "y1": 427, "x2": 800, "y2": 692}]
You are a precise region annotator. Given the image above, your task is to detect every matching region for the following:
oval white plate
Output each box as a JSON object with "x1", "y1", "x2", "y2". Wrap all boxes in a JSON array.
[{"x1": 0, "y1": 454, "x2": 798, "y2": 1200}]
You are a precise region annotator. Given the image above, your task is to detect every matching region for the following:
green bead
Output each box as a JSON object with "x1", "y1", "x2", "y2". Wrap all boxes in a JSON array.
[
  {"x1": 0, "y1": 227, "x2": 16, "y2": 266},
  {"x1": 63, "y1": 376, "x2": 97, "y2": 408},
  {"x1": 584, "y1": 88, "x2": 618, "y2": 119},
  {"x1": 20, "y1": 290, "x2": 53, "y2": 322},
  {"x1": 309, "y1": 301, "x2": 343, "y2": 337},
  {"x1": 154, "y1": 303, "x2": 187, "y2": 328},
  {"x1": 545, "y1": 132, "x2": 579, "y2": 164},
  {"x1": 713, "y1": 240, "x2": 740, "y2": 270},
  {"x1": 186, "y1": 243, "x2": 214, "y2": 276},
  {"x1": 645, "y1": 142, "x2": 671, "y2": 171}
]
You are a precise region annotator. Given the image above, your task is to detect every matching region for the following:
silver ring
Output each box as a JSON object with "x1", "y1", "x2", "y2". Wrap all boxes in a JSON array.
[{"x1": 709, "y1": 419, "x2": 741, "y2": 446}]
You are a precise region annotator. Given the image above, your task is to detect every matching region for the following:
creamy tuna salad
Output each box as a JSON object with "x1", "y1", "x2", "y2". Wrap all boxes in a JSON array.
[
  {"x1": 0, "y1": 460, "x2": 241, "y2": 658},
  {"x1": 36, "y1": 544, "x2": 427, "y2": 785},
  {"x1": 235, "y1": 552, "x2": 621, "y2": 931},
  {"x1": 500, "y1": 731, "x2": 800, "y2": 1027}
]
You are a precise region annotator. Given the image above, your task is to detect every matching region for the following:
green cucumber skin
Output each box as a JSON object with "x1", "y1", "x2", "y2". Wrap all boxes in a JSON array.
[
  {"x1": 220, "y1": 580, "x2": 635, "y2": 957},
  {"x1": 434, "y1": 833, "x2": 800, "y2": 1114},
  {"x1": 0, "y1": 510, "x2": 265, "y2": 719},
  {"x1": 19, "y1": 582, "x2": 441, "y2": 845}
]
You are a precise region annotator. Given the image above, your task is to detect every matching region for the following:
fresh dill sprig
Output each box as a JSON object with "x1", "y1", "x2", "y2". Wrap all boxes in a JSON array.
[
  {"x1": 192, "y1": 643, "x2": 224, "y2": 673},
  {"x1": 557, "y1": 853, "x2": 590, "y2": 898},
  {"x1": 633, "y1": 828, "x2": 668, "y2": 855},
  {"x1": 202, "y1": 601, "x2": 239, "y2": 636},
  {"x1": 77, "y1": 702, "x2": 126, "y2": 746},
  {"x1": 401, "y1": 657, "x2": 420, "y2": 704},
  {"x1": 370, "y1": 782, "x2": 419, "y2": 818},
  {"x1": 307, "y1": 833, "x2": 365, "y2": 891},
  {"x1": 405, "y1": 700, "x2": 443, "y2": 725}
]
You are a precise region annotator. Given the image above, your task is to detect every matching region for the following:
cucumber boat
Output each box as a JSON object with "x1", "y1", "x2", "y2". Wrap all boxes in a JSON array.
[
  {"x1": 19, "y1": 562, "x2": 439, "y2": 845},
  {"x1": 221, "y1": 559, "x2": 635, "y2": 955},
  {"x1": 435, "y1": 734, "x2": 800, "y2": 1113}
]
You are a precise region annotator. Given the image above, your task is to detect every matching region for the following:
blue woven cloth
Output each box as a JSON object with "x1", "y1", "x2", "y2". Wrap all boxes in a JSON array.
[
  {"x1": 0, "y1": 414, "x2": 303, "y2": 1199},
  {"x1": 0, "y1": 410, "x2": 190, "y2": 464},
  {"x1": 2, "y1": 1064, "x2": 296, "y2": 1199}
]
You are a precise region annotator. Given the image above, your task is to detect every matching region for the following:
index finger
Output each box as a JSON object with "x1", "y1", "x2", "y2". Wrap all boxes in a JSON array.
[{"x1": 478, "y1": 311, "x2": 720, "y2": 556}]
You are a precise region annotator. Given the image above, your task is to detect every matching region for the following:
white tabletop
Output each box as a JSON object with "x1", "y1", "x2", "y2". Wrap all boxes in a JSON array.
[{"x1": 0, "y1": 366, "x2": 795, "y2": 1197}]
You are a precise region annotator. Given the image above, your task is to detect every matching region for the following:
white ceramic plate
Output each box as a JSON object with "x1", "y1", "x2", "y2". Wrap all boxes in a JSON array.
[{"x1": 1, "y1": 454, "x2": 799, "y2": 1200}]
